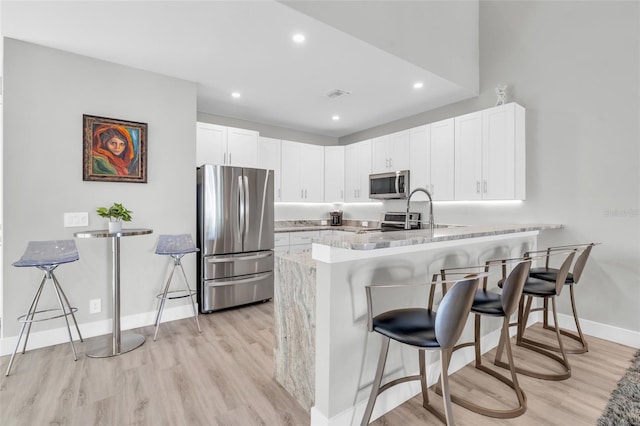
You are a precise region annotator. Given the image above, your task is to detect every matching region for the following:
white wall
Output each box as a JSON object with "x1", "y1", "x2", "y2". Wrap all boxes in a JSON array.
[
  {"x1": 2, "y1": 39, "x2": 197, "y2": 339},
  {"x1": 344, "y1": 1, "x2": 640, "y2": 332}
]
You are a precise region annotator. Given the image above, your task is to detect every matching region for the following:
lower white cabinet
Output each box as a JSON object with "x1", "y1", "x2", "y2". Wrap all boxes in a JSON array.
[{"x1": 275, "y1": 230, "x2": 320, "y2": 255}]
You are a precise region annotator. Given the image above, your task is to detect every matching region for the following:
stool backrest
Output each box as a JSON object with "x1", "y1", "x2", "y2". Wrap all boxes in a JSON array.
[
  {"x1": 571, "y1": 243, "x2": 594, "y2": 284},
  {"x1": 435, "y1": 277, "x2": 479, "y2": 349},
  {"x1": 501, "y1": 260, "x2": 531, "y2": 316},
  {"x1": 554, "y1": 251, "x2": 576, "y2": 295}
]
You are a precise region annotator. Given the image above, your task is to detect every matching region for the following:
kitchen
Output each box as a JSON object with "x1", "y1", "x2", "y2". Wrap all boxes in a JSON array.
[{"x1": 1, "y1": 1, "x2": 639, "y2": 425}]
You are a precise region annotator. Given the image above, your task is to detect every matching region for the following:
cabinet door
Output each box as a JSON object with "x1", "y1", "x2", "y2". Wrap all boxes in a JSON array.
[
  {"x1": 324, "y1": 146, "x2": 345, "y2": 202},
  {"x1": 430, "y1": 118, "x2": 455, "y2": 201},
  {"x1": 482, "y1": 104, "x2": 518, "y2": 200},
  {"x1": 389, "y1": 130, "x2": 410, "y2": 171},
  {"x1": 196, "y1": 122, "x2": 227, "y2": 166},
  {"x1": 409, "y1": 125, "x2": 430, "y2": 201},
  {"x1": 454, "y1": 111, "x2": 483, "y2": 200},
  {"x1": 227, "y1": 127, "x2": 258, "y2": 168},
  {"x1": 281, "y1": 140, "x2": 303, "y2": 202},
  {"x1": 258, "y1": 137, "x2": 282, "y2": 202},
  {"x1": 371, "y1": 135, "x2": 391, "y2": 173},
  {"x1": 301, "y1": 144, "x2": 325, "y2": 202},
  {"x1": 357, "y1": 140, "x2": 372, "y2": 201},
  {"x1": 344, "y1": 144, "x2": 360, "y2": 202}
]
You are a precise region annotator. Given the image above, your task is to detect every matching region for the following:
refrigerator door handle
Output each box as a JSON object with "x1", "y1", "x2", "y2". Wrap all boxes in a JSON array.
[
  {"x1": 238, "y1": 175, "x2": 245, "y2": 243},
  {"x1": 243, "y1": 175, "x2": 250, "y2": 242}
]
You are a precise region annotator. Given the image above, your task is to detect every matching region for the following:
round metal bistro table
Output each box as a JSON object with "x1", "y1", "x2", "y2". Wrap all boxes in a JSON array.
[{"x1": 74, "y1": 228, "x2": 153, "y2": 358}]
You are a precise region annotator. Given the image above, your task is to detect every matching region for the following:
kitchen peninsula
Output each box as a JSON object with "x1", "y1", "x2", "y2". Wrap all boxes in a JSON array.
[{"x1": 274, "y1": 223, "x2": 561, "y2": 425}]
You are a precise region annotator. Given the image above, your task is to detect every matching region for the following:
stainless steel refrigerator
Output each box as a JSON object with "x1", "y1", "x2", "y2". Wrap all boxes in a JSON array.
[{"x1": 196, "y1": 164, "x2": 274, "y2": 313}]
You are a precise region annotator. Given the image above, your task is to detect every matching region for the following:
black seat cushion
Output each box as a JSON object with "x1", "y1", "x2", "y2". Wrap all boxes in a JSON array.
[
  {"x1": 529, "y1": 267, "x2": 574, "y2": 284},
  {"x1": 373, "y1": 308, "x2": 439, "y2": 348},
  {"x1": 471, "y1": 289, "x2": 505, "y2": 316},
  {"x1": 523, "y1": 277, "x2": 557, "y2": 297}
]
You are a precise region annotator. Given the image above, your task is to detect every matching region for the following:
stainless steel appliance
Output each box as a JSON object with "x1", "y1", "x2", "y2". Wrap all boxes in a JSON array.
[
  {"x1": 196, "y1": 165, "x2": 274, "y2": 313},
  {"x1": 330, "y1": 210, "x2": 343, "y2": 226},
  {"x1": 369, "y1": 170, "x2": 410, "y2": 199},
  {"x1": 380, "y1": 212, "x2": 422, "y2": 231}
]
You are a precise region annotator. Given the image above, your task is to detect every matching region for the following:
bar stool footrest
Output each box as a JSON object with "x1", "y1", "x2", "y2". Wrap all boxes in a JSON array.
[
  {"x1": 17, "y1": 307, "x2": 79, "y2": 324},
  {"x1": 156, "y1": 289, "x2": 197, "y2": 300}
]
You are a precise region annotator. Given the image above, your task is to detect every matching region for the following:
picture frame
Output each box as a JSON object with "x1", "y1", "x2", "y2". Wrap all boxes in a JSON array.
[{"x1": 83, "y1": 114, "x2": 148, "y2": 183}]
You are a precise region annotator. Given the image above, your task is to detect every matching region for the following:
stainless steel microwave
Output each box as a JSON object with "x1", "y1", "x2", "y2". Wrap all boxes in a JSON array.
[{"x1": 369, "y1": 170, "x2": 410, "y2": 199}]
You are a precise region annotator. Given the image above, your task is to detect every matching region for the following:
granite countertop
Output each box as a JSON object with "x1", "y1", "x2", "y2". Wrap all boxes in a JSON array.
[
  {"x1": 310, "y1": 223, "x2": 563, "y2": 251},
  {"x1": 275, "y1": 219, "x2": 380, "y2": 233}
]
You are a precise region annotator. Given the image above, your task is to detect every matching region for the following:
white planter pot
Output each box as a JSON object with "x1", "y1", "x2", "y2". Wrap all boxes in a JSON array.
[{"x1": 108, "y1": 220, "x2": 122, "y2": 233}]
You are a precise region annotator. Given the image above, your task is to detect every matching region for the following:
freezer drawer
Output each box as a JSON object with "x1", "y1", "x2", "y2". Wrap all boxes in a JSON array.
[
  {"x1": 201, "y1": 271, "x2": 273, "y2": 312},
  {"x1": 203, "y1": 250, "x2": 273, "y2": 280}
]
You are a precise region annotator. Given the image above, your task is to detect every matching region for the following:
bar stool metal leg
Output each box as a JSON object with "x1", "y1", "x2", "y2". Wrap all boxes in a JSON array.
[{"x1": 177, "y1": 259, "x2": 201, "y2": 334}]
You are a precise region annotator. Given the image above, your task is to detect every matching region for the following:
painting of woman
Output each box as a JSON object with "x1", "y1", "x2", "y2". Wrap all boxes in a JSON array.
[{"x1": 83, "y1": 115, "x2": 147, "y2": 183}]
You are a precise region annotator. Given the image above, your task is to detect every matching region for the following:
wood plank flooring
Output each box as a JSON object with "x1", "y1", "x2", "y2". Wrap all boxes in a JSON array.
[{"x1": 1, "y1": 301, "x2": 636, "y2": 426}]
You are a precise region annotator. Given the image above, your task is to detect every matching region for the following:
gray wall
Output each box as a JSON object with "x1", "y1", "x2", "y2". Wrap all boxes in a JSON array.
[
  {"x1": 3, "y1": 39, "x2": 197, "y2": 337},
  {"x1": 346, "y1": 1, "x2": 640, "y2": 332}
]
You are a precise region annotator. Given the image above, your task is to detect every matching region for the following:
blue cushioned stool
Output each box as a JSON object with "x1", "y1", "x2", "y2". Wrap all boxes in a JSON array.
[
  {"x1": 153, "y1": 234, "x2": 201, "y2": 341},
  {"x1": 6, "y1": 240, "x2": 84, "y2": 376}
]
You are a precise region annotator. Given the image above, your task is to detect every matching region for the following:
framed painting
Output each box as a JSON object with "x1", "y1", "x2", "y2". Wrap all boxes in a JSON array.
[{"x1": 83, "y1": 114, "x2": 148, "y2": 183}]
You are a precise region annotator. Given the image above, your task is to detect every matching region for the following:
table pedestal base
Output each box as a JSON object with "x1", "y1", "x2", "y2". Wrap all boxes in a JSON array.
[{"x1": 85, "y1": 333, "x2": 145, "y2": 358}]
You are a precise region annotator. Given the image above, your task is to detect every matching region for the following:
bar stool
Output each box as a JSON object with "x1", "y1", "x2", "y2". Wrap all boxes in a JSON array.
[
  {"x1": 526, "y1": 243, "x2": 596, "y2": 354},
  {"x1": 438, "y1": 259, "x2": 532, "y2": 418},
  {"x1": 6, "y1": 240, "x2": 83, "y2": 376},
  {"x1": 153, "y1": 234, "x2": 201, "y2": 341},
  {"x1": 361, "y1": 276, "x2": 480, "y2": 426},
  {"x1": 496, "y1": 249, "x2": 576, "y2": 381}
]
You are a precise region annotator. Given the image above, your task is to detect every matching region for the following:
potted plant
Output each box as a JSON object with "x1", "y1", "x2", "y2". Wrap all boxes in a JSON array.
[{"x1": 96, "y1": 202, "x2": 133, "y2": 233}]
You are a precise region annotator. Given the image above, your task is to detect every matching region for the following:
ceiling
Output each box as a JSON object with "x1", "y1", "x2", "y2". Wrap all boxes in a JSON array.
[{"x1": 1, "y1": 1, "x2": 477, "y2": 138}]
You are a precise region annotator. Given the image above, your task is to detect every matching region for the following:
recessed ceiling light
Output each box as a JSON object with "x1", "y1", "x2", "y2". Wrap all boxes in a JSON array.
[
  {"x1": 292, "y1": 33, "x2": 306, "y2": 43},
  {"x1": 332, "y1": 115, "x2": 340, "y2": 121},
  {"x1": 413, "y1": 82, "x2": 424, "y2": 89},
  {"x1": 231, "y1": 92, "x2": 241, "y2": 99}
]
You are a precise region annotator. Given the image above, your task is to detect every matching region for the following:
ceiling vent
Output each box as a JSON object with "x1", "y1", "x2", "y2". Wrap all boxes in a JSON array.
[{"x1": 326, "y1": 89, "x2": 351, "y2": 99}]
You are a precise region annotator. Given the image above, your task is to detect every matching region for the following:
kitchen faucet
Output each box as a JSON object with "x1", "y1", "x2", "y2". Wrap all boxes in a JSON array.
[{"x1": 405, "y1": 188, "x2": 435, "y2": 233}]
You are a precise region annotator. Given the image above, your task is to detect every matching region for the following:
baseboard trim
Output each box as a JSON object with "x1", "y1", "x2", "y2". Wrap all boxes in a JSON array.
[
  {"x1": 556, "y1": 312, "x2": 640, "y2": 349},
  {"x1": 0, "y1": 303, "x2": 197, "y2": 356}
]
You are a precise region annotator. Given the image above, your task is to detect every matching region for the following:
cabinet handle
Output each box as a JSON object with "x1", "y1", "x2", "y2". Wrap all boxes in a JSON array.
[
  {"x1": 476, "y1": 181, "x2": 481, "y2": 194},
  {"x1": 305, "y1": 189, "x2": 308, "y2": 199},
  {"x1": 229, "y1": 153, "x2": 232, "y2": 164},
  {"x1": 483, "y1": 180, "x2": 487, "y2": 193},
  {"x1": 301, "y1": 189, "x2": 304, "y2": 199},
  {"x1": 278, "y1": 188, "x2": 281, "y2": 199}
]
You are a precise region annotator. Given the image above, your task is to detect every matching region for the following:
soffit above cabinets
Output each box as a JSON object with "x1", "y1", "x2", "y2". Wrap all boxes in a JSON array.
[{"x1": 1, "y1": 0, "x2": 478, "y2": 138}]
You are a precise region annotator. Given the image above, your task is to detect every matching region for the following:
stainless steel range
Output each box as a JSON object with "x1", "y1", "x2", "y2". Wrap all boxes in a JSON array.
[{"x1": 380, "y1": 212, "x2": 422, "y2": 232}]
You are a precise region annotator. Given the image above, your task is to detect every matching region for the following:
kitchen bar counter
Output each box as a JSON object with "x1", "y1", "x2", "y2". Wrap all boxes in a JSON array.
[{"x1": 274, "y1": 223, "x2": 562, "y2": 425}]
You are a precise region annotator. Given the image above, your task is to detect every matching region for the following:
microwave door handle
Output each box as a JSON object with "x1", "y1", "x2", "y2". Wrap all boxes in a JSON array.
[{"x1": 395, "y1": 174, "x2": 400, "y2": 195}]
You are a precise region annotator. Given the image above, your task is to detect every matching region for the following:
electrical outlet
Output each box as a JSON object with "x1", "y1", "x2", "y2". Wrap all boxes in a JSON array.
[
  {"x1": 89, "y1": 298, "x2": 101, "y2": 314},
  {"x1": 361, "y1": 221, "x2": 369, "y2": 227},
  {"x1": 64, "y1": 212, "x2": 89, "y2": 227},
  {"x1": 321, "y1": 220, "x2": 328, "y2": 226}
]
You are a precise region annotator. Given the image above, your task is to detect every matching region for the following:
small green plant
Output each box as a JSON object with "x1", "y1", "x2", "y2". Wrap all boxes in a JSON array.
[{"x1": 96, "y1": 202, "x2": 133, "y2": 222}]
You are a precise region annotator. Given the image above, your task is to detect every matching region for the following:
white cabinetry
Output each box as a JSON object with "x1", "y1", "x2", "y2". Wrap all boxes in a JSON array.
[
  {"x1": 454, "y1": 103, "x2": 525, "y2": 200},
  {"x1": 281, "y1": 141, "x2": 324, "y2": 202},
  {"x1": 258, "y1": 137, "x2": 282, "y2": 202},
  {"x1": 345, "y1": 140, "x2": 372, "y2": 202},
  {"x1": 196, "y1": 122, "x2": 258, "y2": 168},
  {"x1": 371, "y1": 130, "x2": 410, "y2": 173},
  {"x1": 429, "y1": 118, "x2": 455, "y2": 201},
  {"x1": 324, "y1": 146, "x2": 345, "y2": 202},
  {"x1": 409, "y1": 120, "x2": 455, "y2": 201}
]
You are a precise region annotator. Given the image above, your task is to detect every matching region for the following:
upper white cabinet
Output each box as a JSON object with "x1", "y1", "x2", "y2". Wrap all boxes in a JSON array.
[
  {"x1": 345, "y1": 140, "x2": 372, "y2": 202},
  {"x1": 324, "y1": 146, "x2": 345, "y2": 202},
  {"x1": 454, "y1": 103, "x2": 525, "y2": 200},
  {"x1": 196, "y1": 122, "x2": 258, "y2": 168},
  {"x1": 409, "y1": 120, "x2": 455, "y2": 202},
  {"x1": 258, "y1": 136, "x2": 282, "y2": 202},
  {"x1": 371, "y1": 130, "x2": 410, "y2": 173},
  {"x1": 281, "y1": 140, "x2": 324, "y2": 202}
]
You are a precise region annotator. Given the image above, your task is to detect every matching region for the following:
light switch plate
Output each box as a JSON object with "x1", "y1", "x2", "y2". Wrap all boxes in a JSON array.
[
  {"x1": 321, "y1": 220, "x2": 328, "y2": 225},
  {"x1": 64, "y1": 212, "x2": 89, "y2": 227}
]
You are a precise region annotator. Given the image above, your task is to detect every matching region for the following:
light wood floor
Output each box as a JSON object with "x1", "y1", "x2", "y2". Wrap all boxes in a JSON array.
[{"x1": 0, "y1": 301, "x2": 636, "y2": 426}]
